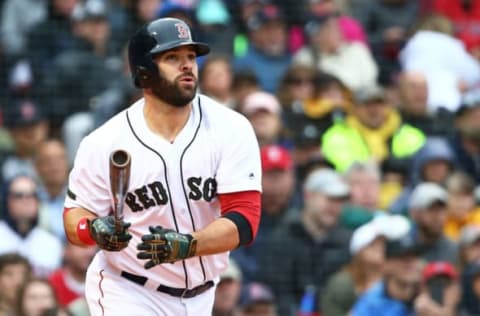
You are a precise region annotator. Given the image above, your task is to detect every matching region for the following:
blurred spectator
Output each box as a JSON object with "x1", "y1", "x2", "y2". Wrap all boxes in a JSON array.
[
  {"x1": 213, "y1": 258, "x2": 243, "y2": 316},
  {"x1": 399, "y1": 14, "x2": 480, "y2": 112},
  {"x1": 458, "y1": 225, "x2": 480, "y2": 274},
  {"x1": 237, "y1": 282, "x2": 277, "y2": 316},
  {"x1": 321, "y1": 220, "x2": 386, "y2": 316},
  {"x1": 231, "y1": 70, "x2": 260, "y2": 111},
  {"x1": 430, "y1": 0, "x2": 480, "y2": 57},
  {"x1": 460, "y1": 260, "x2": 480, "y2": 315},
  {"x1": 397, "y1": 70, "x2": 455, "y2": 137},
  {"x1": 0, "y1": 175, "x2": 62, "y2": 277},
  {"x1": 241, "y1": 91, "x2": 284, "y2": 146},
  {"x1": 285, "y1": 72, "x2": 352, "y2": 150},
  {"x1": 340, "y1": 162, "x2": 381, "y2": 230},
  {"x1": 1, "y1": 99, "x2": 48, "y2": 185},
  {"x1": 15, "y1": 278, "x2": 59, "y2": 316},
  {"x1": 444, "y1": 171, "x2": 480, "y2": 241},
  {"x1": 450, "y1": 88, "x2": 480, "y2": 183},
  {"x1": 234, "y1": 4, "x2": 291, "y2": 93},
  {"x1": 48, "y1": 243, "x2": 97, "y2": 308},
  {"x1": 293, "y1": 13, "x2": 378, "y2": 93},
  {"x1": 230, "y1": 0, "x2": 271, "y2": 58},
  {"x1": 276, "y1": 64, "x2": 316, "y2": 110},
  {"x1": 0, "y1": 0, "x2": 47, "y2": 57},
  {"x1": 414, "y1": 261, "x2": 461, "y2": 316},
  {"x1": 27, "y1": 0, "x2": 79, "y2": 82},
  {"x1": 119, "y1": 0, "x2": 163, "y2": 50},
  {"x1": 352, "y1": 0, "x2": 419, "y2": 84},
  {"x1": 378, "y1": 157, "x2": 409, "y2": 210},
  {"x1": 35, "y1": 140, "x2": 69, "y2": 241},
  {"x1": 196, "y1": 0, "x2": 237, "y2": 56},
  {"x1": 409, "y1": 182, "x2": 458, "y2": 264},
  {"x1": 351, "y1": 232, "x2": 423, "y2": 316},
  {"x1": 232, "y1": 145, "x2": 295, "y2": 283},
  {"x1": 0, "y1": 253, "x2": 32, "y2": 316},
  {"x1": 41, "y1": 0, "x2": 123, "y2": 132},
  {"x1": 199, "y1": 55, "x2": 235, "y2": 107},
  {"x1": 321, "y1": 85, "x2": 425, "y2": 172},
  {"x1": 390, "y1": 137, "x2": 456, "y2": 215},
  {"x1": 307, "y1": 0, "x2": 367, "y2": 45},
  {"x1": 259, "y1": 168, "x2": 351, "y2": 315}
]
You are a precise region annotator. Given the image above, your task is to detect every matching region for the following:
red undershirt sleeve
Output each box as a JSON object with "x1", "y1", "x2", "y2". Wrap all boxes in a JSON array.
[{"x1": 218, "y1": 190, "x2": 261, "y2": 246}]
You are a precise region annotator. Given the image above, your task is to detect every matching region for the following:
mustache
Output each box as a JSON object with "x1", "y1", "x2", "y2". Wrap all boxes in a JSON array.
[{"x1": 176, "y1": 72, "x2": 196, "y2": 80}]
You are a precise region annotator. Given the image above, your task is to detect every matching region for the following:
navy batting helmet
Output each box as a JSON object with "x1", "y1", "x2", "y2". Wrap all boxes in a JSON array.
[{"x1": 128, "y1": 18, "x2": 210, "y2": 88}]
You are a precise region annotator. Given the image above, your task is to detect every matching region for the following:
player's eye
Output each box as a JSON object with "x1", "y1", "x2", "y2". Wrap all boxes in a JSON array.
[
  {"x1": 187, "y1": 54, "x2": 196, "y2": 61},
  {"x1": 165, "y1": 54, "x2": 178, "y2": 61}
]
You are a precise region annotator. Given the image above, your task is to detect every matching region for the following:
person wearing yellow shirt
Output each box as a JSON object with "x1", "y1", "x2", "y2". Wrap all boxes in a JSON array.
[
  {"x1": 444, "y1": 171, "x2": 480, "y2": 241},
  {"x1": 321, "y1": 85, "x2": 425, "y2": 173}
]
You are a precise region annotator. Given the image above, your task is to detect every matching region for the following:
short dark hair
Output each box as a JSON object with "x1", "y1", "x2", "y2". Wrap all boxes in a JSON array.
[{"x1": 0, "y1": 252, "x2": 31, "y2": 274}]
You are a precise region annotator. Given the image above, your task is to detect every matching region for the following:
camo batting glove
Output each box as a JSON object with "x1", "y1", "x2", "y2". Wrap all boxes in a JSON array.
[
  {"x1": 136, "y1": 226, "x2": 197, "y2": 269},
  {"x1": 88, "y1": 216, "x2": 132, "y2": 251}
]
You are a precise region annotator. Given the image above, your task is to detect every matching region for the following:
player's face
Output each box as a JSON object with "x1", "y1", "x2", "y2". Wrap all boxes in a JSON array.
[{"x1": 151, "y1": 46, "x2": 198, "y2": 108}]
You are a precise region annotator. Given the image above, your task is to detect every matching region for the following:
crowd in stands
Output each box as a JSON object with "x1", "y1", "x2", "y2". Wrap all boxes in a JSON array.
[{"x1": 3, "y1": 0, "x2": 480, "y2": 315}]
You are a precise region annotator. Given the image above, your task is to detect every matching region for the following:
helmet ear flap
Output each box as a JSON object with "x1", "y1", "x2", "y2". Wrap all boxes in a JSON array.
[{"x1": 135, "y1": 66, "x2": 153, "y2": 88}]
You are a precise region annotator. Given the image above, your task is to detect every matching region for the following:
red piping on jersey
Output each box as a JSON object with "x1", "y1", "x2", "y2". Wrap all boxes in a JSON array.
[
  {"x1": 218, "y1": 191, "x2": 261, "y2": 240},
  {"x1": 98, "y1": 269, "x2": 105, "y2": 316}
]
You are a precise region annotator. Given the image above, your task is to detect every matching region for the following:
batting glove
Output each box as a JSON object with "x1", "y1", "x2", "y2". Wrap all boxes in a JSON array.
[
  {"x1": 89, "y1": 216, "x2": 132, "y2": 251},
  {"x1": 136, "y1": 226, "x2": 197, "y2": 269}
]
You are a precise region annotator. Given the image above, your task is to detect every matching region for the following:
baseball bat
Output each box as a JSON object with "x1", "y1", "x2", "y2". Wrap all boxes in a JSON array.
[{"x1": 109, "y1": 149, "x2": 131, "y2": 233}]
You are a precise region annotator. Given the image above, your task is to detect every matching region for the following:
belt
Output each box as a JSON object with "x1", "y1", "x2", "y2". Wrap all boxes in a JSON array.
[{"x1": 120, "y1": 271, "x2": 214, "y2": 298}]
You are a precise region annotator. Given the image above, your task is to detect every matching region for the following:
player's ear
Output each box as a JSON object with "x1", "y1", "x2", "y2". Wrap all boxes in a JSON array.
[{"x1": 135, "y1": 66, "x2": 153, "y2": 89}]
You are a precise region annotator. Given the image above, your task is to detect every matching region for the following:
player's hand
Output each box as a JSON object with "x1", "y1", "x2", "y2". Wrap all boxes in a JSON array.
[
  {"x1": 88, "y1": 216, "x2": 132, "y2": 251},
  {"x1": 136, "y1": 226, "x2": 197, "y2": 269}
]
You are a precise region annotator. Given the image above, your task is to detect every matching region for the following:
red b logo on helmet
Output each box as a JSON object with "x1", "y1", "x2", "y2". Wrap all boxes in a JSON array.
[{"x1": 175, "y1": 23, "x2": 190, "y2": 39}]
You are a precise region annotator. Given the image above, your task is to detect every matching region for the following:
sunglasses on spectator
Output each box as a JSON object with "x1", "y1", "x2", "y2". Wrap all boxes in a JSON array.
[{"x1": 8, "y1": 191, "x2": 38, "y2": 199}]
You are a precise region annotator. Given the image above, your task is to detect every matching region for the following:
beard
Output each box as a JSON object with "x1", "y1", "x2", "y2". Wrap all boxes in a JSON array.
[{"x1": 150, "y1": 69, "x2": 197, "y2": 108}]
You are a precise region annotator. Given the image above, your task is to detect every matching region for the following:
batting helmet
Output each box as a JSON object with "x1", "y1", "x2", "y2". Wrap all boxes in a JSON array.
[{"x1": 128, "y1": 18, "x2": 210, "y2": 88}]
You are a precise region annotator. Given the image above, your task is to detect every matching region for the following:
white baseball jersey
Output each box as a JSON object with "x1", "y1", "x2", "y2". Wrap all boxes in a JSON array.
[{"x1": 65, "y1": 94, "x2": 262, "y2": 289}]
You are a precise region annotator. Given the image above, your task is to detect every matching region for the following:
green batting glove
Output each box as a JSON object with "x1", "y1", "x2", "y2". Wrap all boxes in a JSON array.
[
  {"x1": 136, "y1": 226, "x2": 197, "y2": 269},
  {"x1": 88, "y1": 216, "x2": 132, "y2": 251}
]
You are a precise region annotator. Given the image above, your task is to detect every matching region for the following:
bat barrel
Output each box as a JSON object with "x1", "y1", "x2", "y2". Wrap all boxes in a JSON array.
[
  {"x1": 111, "y1": 150, "x2": 131, "y2": 168},
  {"x1": 109, "y1": 149, "x2": 131, "y2": 233}
]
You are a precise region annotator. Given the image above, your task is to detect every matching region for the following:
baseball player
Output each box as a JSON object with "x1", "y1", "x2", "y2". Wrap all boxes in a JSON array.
[{"x1": 63, "y1": 18, "x2": 262, "y2": 315}]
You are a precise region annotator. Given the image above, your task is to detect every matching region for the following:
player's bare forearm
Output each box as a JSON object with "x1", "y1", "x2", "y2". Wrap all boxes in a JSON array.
[
  {"x1": 63, "y1": 207, "x2": 98, "y2": 246},
  {"x1": 191, "y1": 218, "x2": 240, "y2": 256}
]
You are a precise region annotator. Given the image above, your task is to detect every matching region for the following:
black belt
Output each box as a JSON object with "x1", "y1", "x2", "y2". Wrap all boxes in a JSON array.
[{"x1": 120, "y1": 271, "x2": 214, "y2": 298}]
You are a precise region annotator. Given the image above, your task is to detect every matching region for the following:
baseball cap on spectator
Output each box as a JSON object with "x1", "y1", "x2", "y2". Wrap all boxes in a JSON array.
[
  {"x1": 304, "y1": 168, "x2": 349, "y2": 198},
  {"x1": 409, "y1": 182, "x2": 448, "y2": 210},
  {"x1": 422, "y1": 261, "x2": 458, "y2": 282},
  {"x1": 243, "y1": 91, "x2": 281, "y2": 116},
  {"x1": 239, "y1": 282, "x2": 275, "y2": 308},
  {"x1": 72, "y1": 0, "x2": 108, "y2": 21},
  {"x1": 355, "y1": 85, "x2": 387, "y2": 104},
  {"x1": 260, "y1": 145, "x2": 292, "y2": 172},
  {"x1": 459, "y1": 224, "x2": 480, "y2": 247},
  {"x1": 386, "y1": 233, "x2": 420, "y2": 258},
  {"x1": 349, "y1": 221, "x2": 385, "y2": 256},
  {"x1": 3, "y1": 99, "x2": 45, "y2": 129},
  {"x1": 246, "y1": 4, "x2": 284, "y2": 31}
]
